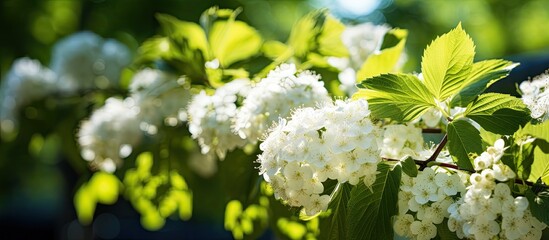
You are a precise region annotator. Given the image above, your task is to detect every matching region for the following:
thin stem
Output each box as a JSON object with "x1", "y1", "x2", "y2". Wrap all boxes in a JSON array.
[
  {"x1": 427, "y1": 134, "x2": 448, "y2": 162},
  {"x1": 422, "y1": 128, "x2": 442, "y2": 134},
  {"x1": 382, "y1": 157, "x2": 549, "y2": 189}
]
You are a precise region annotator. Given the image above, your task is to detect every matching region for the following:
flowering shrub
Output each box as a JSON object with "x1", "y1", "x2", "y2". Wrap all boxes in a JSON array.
[{"x1": 2, "y1": 6, "x2": 549, "y2": 240}]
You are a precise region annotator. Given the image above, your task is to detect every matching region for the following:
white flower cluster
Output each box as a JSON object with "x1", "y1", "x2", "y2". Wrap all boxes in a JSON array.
[
  {"x1": 0, "y1": 58, "x2": 58, "y2": 133},
  {"x1": 51, "y1": 31, "x2": 131, "y2": 91},
  {"x1": 394, "y1": 167, "x2": 466, "y2": 240},
  {"x1": 1, "y1": 32, "x2": 130, "y2": 135},
  {"x1": 381, "y1": 124, "x2": 425, "y2": 160},
  {"x1": 130, "y1": 69, "x2": 191, "y2": 134},
  {"x1": 520, "y1": 71, "x2": 549, "y2": 121},
  {"x1": 258, "y1": 99, "x2": 382, "y2": 216},
  {"x1": 447, "y1": 139, "x2": 546, "y2": 239},
  {"x1": 187, "y1": 79, "x2": 251, "y2": 159},
  {"x1": 78, "y1": 68, "x2": 191, "y2": 172},
  {"x1": 78, "y1": 98, "x2": 141, "y2": 172},
  {"x1": 234, "y1": 63, "x2": 330, "y2": 142}
]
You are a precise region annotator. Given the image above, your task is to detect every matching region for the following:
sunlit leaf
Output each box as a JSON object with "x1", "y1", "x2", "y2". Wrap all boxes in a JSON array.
[
  {"x1": 156, "y1": 13, "x2": 208, "y2": 54},
  {"x1": 317, "y1": 16, "x2": 348, "y2": 58},
  {"x1": 422, "y1": 23, "x2": 475, "y2": 101},
  {"x1": 287, "y1": 10, "x2": 326, "y2": 58},
  {"x1": 89, "y1": 172, "x2": 120, "y2": 205},
  {"x1": 225, "y1": 200, "x2": 243, "y2": 230},
  {"x1": 356, "y1": 28, "x2": 407, "y2": 80},
  {"x1": 447, "y1": 119, "x2": 482, "y2": 171},
  {"x1": 464, "y1": 93, "x2": 530, "y2": 135},
  {"x1": 450, "y1": 60, "x2": 518, "y2": 107},
  {"x1": 318, "y1": 183, "x2": 352, "y2": 240},
  {"x1": 346, "y1": 163, "x2": 401, "y2": 240},
  {"x1": 74, "y1": 183, "x2": 96, "y2": 225},
  {"x1": 141, "y1": 210, "x2": 165, "y2": 231},
  {"x1": 209, "y1": 20, "x2": 262, "y2": 67},
  {"x1": 262, "y1": 40, "x2": 290, "y2": 59},
  {"x1": 354, "y1": 73, "x2": 436, "y2": 122},
  {"x1": 177, "y1": 191, "x2": 193, "y2": 220},
  {"x1": 518, "y1": 122, "x2": 549, "y2": 184},
  {"x1": 278, "y1": 218, "x2": 308, "y2": 240}
]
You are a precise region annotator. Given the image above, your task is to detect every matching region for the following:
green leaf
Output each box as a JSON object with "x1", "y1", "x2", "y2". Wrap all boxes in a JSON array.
[
  {"x1": 225, "y1": 200, "x2": 243, "y2": 230},
  {"x1": 74, "y1": 183, "x2": 97, "y2": 225},
  {"x1": 465, "y1": 93, "x2": 530, "y2": 135},
  {"x1": 89, "y1": 172, "x2": 120, "y2": 205},
  {"x1": 154, "y1": 14, "x2": 208, "y2": 80},
  {"x1": 156, "y1": 14, "x2": 208, "y2": 54},
  {"x1": 346, "y1": 163, "x2": 401, "y2": 240},
  {"x1": 318, "y1": 183, "x2": 352, "y2": 240},
  {"x1": 525, "y1": 189, "x2": 549, "y2": 225},
  {"x1": 447, "y1": 119, "x2": 483, "y2": 171},
  {"x1": 262, "y1": 40, "x2": 290, "y2": 60},
  {"x1": 518, "y1": 122, "x2": 549, "y2": 184},
  {"x1": 356, "y1": 28, "x2": 407, "y2": 80},
  {"x1": 287, "y1": 10, "x2": 326, "y2": 59},
  {"x1": 317, "y1": 16, "x2": 349, "y2": 58},
  {"x1": 353, "y1": 73, "x2": 436, "y2": 122},
  {"x1": 421, "y1": 23, "x2": 475, "y2": 101},
  {"x1": 401, "y1": 156, "x2": 418, "y2": 177},
  {"x1": 199, "y1": 6, "x2": 239, "y2": 38},
  {"x1": 450, "y1": 60, "x2": 518, "y2": 107},
  {"x1": 135, "y1": 37, "x2": 172, "y2": 65},
  {"x1": 209, "y1": 20, "x2": 262, "y2": 67}
]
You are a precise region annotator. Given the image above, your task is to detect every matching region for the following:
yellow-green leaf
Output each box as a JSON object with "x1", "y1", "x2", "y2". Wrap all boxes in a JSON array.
[
  {"x1": 287, "y1": 10, "x2": 326, "y2": 58},
  {"x1": 354, "y1": 73, "x2": 436, "y2": 122},
  {"x1": 464, "y1": 93, "x2": 530, "y2": 135},
  {"x1": 421, "y1": 23, "x2": 475, "y2": 101},
  {"x1": 356, "y1": 28, "x2": 407, "y2": 80},
  {"x1": 89, "y1": 172, "x2": 120, "y2": 205},
  {"x1": 450, "y1": 60, "x2": 518, "y2": 107},
  {"x1": 262, "y1": 40, "x2": 290, "y2": 59},
  {"x1": 209, "y1": 20, "x2": 262, "y2": 67},
  {"x1": 74, "y1": 183, "x2": 96, "y2": 225},
  {"x1": 317, "y1": 16, "x2": 349, "y2": 58},
  {"x1": 156, "y1": 14, "x2": 208, "y2": 54},
  {"x1": 519, "y1": 122, "x2": 549, "y2": 184}
]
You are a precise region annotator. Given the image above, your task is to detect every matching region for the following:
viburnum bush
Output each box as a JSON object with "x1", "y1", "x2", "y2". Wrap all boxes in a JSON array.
[{"x1": 2, "y1": 5, "x2": 549, "y2": 240}]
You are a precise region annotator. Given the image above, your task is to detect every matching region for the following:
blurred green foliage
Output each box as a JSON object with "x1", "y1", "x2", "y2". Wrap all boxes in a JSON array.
[{"x1": 2, "y1": 0, "x2": 549, "y2": 76}]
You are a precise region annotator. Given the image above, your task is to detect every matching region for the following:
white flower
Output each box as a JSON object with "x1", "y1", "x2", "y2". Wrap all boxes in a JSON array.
[
  {"x1": 519, "y1": 71, "x2": 549, "y2": 121},
  {"x1": 258, "y1": 99, "x2": 381, "y2": 215},
  {"x1": 381, "y1": 124, "x2": 424, "y2": 159},
  {"x1": 0, "y1": 58, "x2": 58, "y2": 133},
  {"x1": 234, "y1": 63, "x2": 330, "y2": 142},
  {"x1": 395, "y1": 166, "x2": 466, "y2": 240},
  {"x1": 469, "y1": 218, "x2": 500, "y2": 240},
  {"x1": 51, "y1": 31, "x2": 131, "y2": 91},
  {"x1": 394, "y1": 214, "x2": 414, "y2": 237},
  {"x1": 421, "y1": 108, "x2": 442, "y2": 128},
  {"x1": 78, "y1": 98, "x2": 142, "y2": 172},
  {"x1": 130, "y1": 69, "x2": 191, "y2": 131},
  {"x1": 187, "y1": 79, "x2": 250, "y2": 159},
  {"x1": 434, "y1": 172, "x2": 462, "y2": 196},
  {"x1": 409, "y1": 220, "x2": 437, "y2": 240}
]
